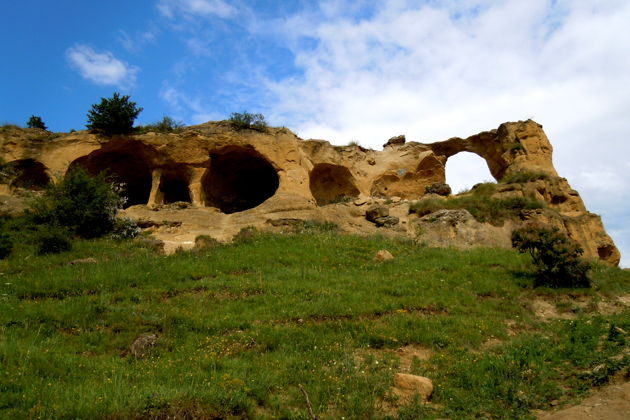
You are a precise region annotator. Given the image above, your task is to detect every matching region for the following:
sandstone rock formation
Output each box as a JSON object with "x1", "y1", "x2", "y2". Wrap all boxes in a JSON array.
[{"x1": 0, "y1": 119, "x2": 620, "y2": 265}]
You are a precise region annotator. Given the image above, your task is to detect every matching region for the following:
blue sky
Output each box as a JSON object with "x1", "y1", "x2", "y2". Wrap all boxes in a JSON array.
[{"x1": 2, "y1": 0, "x2": 629, "y2": 266}]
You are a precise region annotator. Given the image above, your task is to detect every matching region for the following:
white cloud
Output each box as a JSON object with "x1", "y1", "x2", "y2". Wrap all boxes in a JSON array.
[
  {"x1": 66, "y1": 45, "x2": 139, "y2": 89},
  {"x1": 254, "y1": 0, "x2": 630, "y2": 263},
  {"x1": 157, "y1": 0, "x2": 236, "y2": 19}
]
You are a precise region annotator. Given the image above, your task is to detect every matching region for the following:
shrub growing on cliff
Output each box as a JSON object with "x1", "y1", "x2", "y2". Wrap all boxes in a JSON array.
[
  {"x1": 228, "y1": 111, "x2": 267, "y2": 132},
  {"x1": 27, "y1": 115, "x2": 47, "y2": 130},
  {"x1": 136, "y1": 116, "x2": 184, "y2": 134},
  {"x1": 29, "y1": 168, "x2": 125, "y2": 238},
  {"x1": 86, "y1": 93, "x2": 143, "y2": 135},
  {"x1": 511, "y1": 225, "x2": 591, "y2": 288}
]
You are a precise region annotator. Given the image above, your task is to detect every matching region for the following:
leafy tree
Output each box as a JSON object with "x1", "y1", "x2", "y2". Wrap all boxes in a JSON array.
[
  {"x1": 27, "y1": 115, "x2": 47, "y2": 130},
  {"x1": 511, "y1": 225, "x2": 591, "y2": 288},
  {"x1": 86, "y1": 92, "x2": 143, "y2": 135},
  {"x1": 29, "y1": 167, "x2": 125, "y2": 238},
  {"x1": 228, "y1": 111, "x2": 268, "y2": 132}
]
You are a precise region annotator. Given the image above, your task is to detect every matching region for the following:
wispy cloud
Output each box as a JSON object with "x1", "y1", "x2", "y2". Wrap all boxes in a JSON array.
[
  {"x1": 157, "y1": 0, "x2": 236, "y2": 19},
  {"x1": 66, "y1": 45, "x2": 139, "y2": 89},
  {"x1": 118, "y1": 26, "x2": 158, "y2": 53}
]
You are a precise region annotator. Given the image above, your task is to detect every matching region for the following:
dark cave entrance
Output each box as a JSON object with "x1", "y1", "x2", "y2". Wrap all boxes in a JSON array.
[
  {"x1": 159, "y1": 167, "x2": 191, "y2": 204},
  {"x1": 69, "y1": 152, "x2": 152, "y2": 208},
  {"x1": 8, "y1": 159, "x2": 50, "y2": 190},
  {"x1": 309, "y1": 163, "x2": 360, "y2": 205},
  {"x1": 202, "y1": 148, "x2": 279, "y2": 214}
]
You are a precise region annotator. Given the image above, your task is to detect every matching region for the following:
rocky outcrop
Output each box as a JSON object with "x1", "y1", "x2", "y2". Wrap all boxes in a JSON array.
[{"x1": 0, "y1": 119, "x2": 620, "y2": 265}]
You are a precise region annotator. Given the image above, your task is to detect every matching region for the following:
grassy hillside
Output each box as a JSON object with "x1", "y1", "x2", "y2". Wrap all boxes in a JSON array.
[{"x1": 0, "y1": 230, "x2": 628, "y2": 419}]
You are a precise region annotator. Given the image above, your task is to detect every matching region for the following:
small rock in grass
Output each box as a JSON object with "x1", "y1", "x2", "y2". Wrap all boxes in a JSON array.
[
  {"x1": 393, "y1": 373, "x2": 433, "y2": 404},
  {"x1": 130, "y1": 333, "x2": 157, "y2": 359},
  {"x1": 374, "y1": 249, "x2": 394, "y2": 261}
]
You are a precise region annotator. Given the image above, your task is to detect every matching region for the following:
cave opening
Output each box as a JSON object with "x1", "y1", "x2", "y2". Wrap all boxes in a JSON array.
[
  {"x1": 202, "y1": 148, "x2": 279, "y2": 213},
  {"x1": 159, "y1": 167, "x2": 191, "y2": 204},
  {"x1": 309, "y1": 163, "x2": 360, "y2": 205},
  {"x1": 69, "y1": 152, "x2": 152, "y2": 208},
  {"x1": 8, "y1": 159, "x2": 50, "y2": 190}
]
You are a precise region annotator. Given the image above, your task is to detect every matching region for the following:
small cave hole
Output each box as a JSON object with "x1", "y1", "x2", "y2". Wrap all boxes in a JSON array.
[
  {"x1": 8, "y1": 159, "x2": 50, "y2": 190},
  {"x1": 202, "y1": 148, "x2": 279, "y2": 213},
  {"x1": 310, "y1": 163, "x2": 360, "y2": 205}
]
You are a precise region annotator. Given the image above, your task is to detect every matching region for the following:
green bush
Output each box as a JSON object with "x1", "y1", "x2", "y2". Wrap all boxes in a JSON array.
[
  {"x1": 86, "y1": 92, "x2": 143, "y2": 135},
  {"x1": 511, "y1": 225, "x2": 591, "y2": 288},
  {"x1": 228, "y1": 112, "x2": 268, "y2": 132},
  {"x1": 27, "y1": 115, "x2": 47, "y2": 130},
  {"x1": 29, "y1": 168, "x2": 125, "y2": 238},
  {"x1": 34, "y1": 226, "x2": 72, "y2": 255},
  {"x1": 136, "y1": 116, "x2": 184, "y2": 134},
  {"x1": 502, "y1": 171, "x2": 550, "y2": 184},
  {"x1": 110, "y1": 217, "x2": 140, "y2": 240}
]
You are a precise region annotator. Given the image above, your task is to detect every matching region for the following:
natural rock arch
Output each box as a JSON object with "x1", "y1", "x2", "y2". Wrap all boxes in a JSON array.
[
  {"x1": 445, "y1": 151, "x2": 496, "y2": 193},
  {"x1": 69, "y1": 151, "x2": 152, "y2": 208},
  {"x1": 202, "y1": 147, "x2": 279, "y2": 213},
  {"x1": 310, "y1": 163, "x2": 360, "y2": 205},
  {"x1": 8, "y1": 159, "x2": 50, "y2": 190}
]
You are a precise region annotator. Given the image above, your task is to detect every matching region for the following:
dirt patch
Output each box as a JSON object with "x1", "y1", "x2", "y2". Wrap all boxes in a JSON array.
[
  {"x1": 531, "y1": 298, "x2": 576, "y2": 320},
  {"x1": 395, "y1": 345, "x2": 434, "y2": 372},
  {"x1": 536, "y1": 379, "x2": 630, "y2": 420}
]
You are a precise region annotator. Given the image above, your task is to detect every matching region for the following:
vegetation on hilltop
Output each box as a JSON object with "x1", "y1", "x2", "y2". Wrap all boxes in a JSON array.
[
  {"x1": 229, "y1": 111, "x2": 268, "y2": 132},
  {"x1": 86, "y1": 92, "x2": 143, "y2": 135}
]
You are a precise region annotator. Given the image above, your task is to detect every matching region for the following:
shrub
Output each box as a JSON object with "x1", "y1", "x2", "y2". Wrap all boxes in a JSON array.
[
  {"x1": 27, "y1": 115, "x2": 47, "y2": 130},
  {"x1": 29, "y1": 168, "x2": 125, "y2": 238},
  {"x1": 86, "y1": 92, "x2": 143, "y2": 135},
  {"x1": 136, "y1": 116, "x2": 184, "y2": 134},
  {"x1": 34, "y1": 226, "x2": 72, "y2": 255},
  {"x1": 511, "y1": 225, "x2": 591, "y2": 288},
  {"x1": 502, "y1": 171, "x2": 550, "y2": 184},
  {"x1": 110, "y1": 217, "x2": 140, "y2": 240},
  {"x1": 228, "y1": 112, "x2": 268, "y2": 132}
]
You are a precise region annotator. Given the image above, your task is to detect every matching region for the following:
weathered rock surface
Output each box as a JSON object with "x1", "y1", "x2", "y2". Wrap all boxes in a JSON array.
[
  {"x1": 374, "y1": 249, "x2": 395, "y2": 261},
  {"x1": 392, "y1": 373, "x2": 433, "y2": 404},
  {"x1": 0, "y1": 120, "x2": 619, "y2": 265}
]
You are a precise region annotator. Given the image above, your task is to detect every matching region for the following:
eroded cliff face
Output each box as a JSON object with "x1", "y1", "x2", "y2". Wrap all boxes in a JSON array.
[{"x1": 0, "y1": 119, "x2": 620, "y2": 265}]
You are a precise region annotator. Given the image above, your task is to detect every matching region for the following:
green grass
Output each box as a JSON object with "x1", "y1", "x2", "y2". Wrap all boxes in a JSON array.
[
  {"x1": 0, "y1": 231, "x2": 628, "y2": 419},
  {"x1": 409, "y1": 183, "x2": 544, "y2": 226}
]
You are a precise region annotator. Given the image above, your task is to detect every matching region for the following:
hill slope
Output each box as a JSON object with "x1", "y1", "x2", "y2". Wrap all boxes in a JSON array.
[{"x1": 0, "y1": 231, "x2": 628, "y2": 419}]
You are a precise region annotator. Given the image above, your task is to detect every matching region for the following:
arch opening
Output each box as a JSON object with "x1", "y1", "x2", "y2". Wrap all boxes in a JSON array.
[
  {"x1": 8, "y1": 159, "x2": 50, "y2": 190},
  {"x1": 69, "y1": 152, "x2": 152, "y2": 208},
  {"x1": 202, "y1": 148, "x2": 279, "y2": 214},
  {"x1": 159, "y1": 167, "x2": 191, "y2": 204},
  {"x1": 310, "y1": 163, "x2": 360, "y2": 205},
  {"x1": 445, "y1": 152, "x2": 496, "y2": 194}
]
